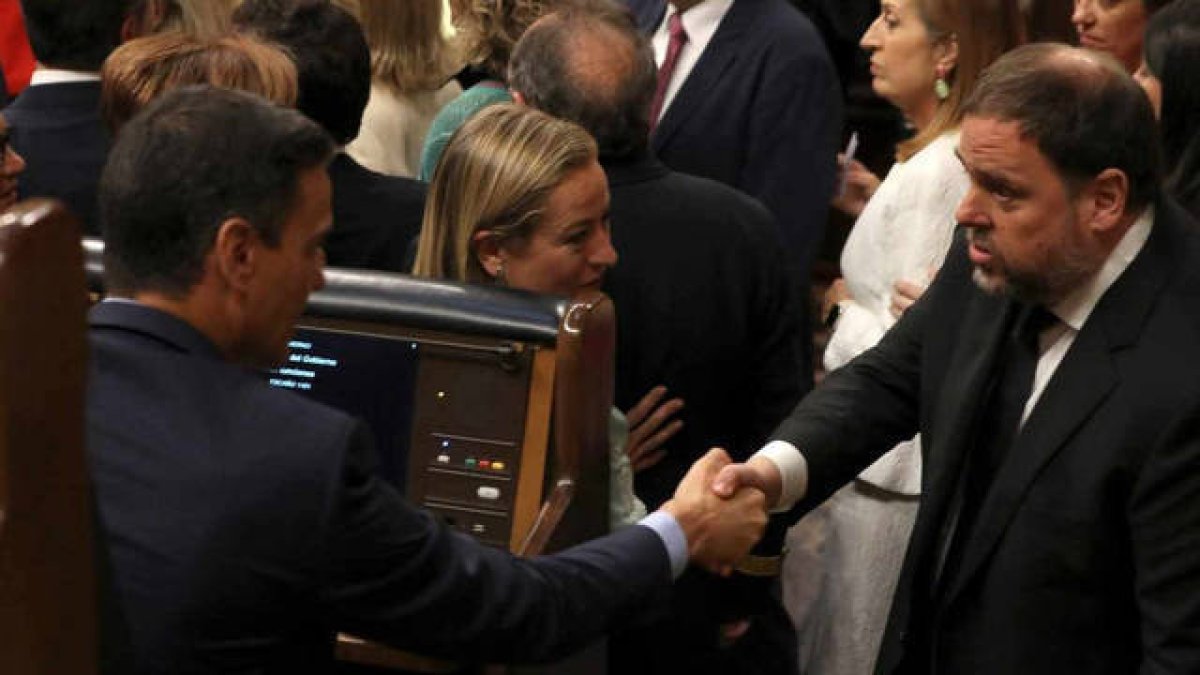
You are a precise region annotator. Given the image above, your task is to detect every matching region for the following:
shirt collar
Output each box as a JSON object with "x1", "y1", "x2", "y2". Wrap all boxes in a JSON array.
[
  {"x1": 1051, "y1": 206, "x2": 1154, "y2": 331},
  {"x1": 30, "y1": 68, "x2": 101, "y2": 86},
  {"x1": 655, "y1": 0, "x2": 735, "y2": 47}
]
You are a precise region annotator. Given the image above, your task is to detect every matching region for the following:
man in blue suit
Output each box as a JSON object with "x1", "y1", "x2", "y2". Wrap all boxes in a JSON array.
[
  {"x1": 2, "y1": 0, "x2": 132, "y2": 235},
  {"x1": 87, "y1": 85, "x2": 769, "y2": 674},
  {"x1": 628, "y1": 0, "x2": 844, "y2": 383}
]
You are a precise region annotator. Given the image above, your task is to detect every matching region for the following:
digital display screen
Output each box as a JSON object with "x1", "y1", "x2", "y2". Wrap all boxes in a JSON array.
[{"x1": 267, "y1": 326, "x2": 419, "y2": 491}]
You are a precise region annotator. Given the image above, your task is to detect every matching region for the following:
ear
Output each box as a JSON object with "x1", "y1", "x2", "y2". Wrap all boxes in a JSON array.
[
  {"x1": 211, "y1": 217, "x2": 260, "y2": 292},
  {"x1": 472, "y1": 229, "x2": 505, "y2": 279},
  {"x1": 933, "y1": 34, "x2": 959, "y2": 79},
  {"x1": 510, "y1": 89, "x2": 527, "y2": 106},
  {"x1": 1082, "y1": 168, "x2": 1130, "y2": 234}
]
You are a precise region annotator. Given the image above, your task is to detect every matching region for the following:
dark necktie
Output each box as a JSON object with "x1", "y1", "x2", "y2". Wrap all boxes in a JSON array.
[
  {"x1": 649, "y1": 11, "x2": 688, "y2": 133},
  {"x1": 940, "y1": 304, "x2": 1057, "y2": 587}
]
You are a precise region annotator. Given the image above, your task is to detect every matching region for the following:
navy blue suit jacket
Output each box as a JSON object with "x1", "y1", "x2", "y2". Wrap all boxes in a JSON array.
[
  {"x1": 628, "y1": 0, "x2": 842, "y2": 277},
  {"x1": 87, "y1": 301, "x2": 671, "y2": 674},
  {"x1": 2, "y1": 81, "x2": 108, "y2": 235}
]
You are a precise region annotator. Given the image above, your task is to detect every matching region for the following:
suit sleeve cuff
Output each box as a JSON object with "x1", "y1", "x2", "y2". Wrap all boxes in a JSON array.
[
  {"x1": 638, "y1": 510, "x2": 688, "y2": 580},
  {"x1": 755, "y1": 440, "x2": 808, "y2": 512}
]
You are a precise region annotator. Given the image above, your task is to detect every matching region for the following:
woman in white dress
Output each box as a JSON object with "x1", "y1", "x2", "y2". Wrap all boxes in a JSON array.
[
  {"x1": 343, "y1": 0, "x2": 462, "y2": 178},
  {"x1": 784, "y1": 1, "x2": 1026, "y2": 672}
]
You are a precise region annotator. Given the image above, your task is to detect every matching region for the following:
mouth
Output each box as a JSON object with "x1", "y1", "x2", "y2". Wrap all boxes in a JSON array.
[
  {"x1": 0, "y1": 183, "x2": 17, "y2": 208},
  {"x1": 966, "y1": 232, "x2": 994, "y2": 267},
  {"x1": 1078, "y1": 34, "x2": 1105, "y2": 49}
]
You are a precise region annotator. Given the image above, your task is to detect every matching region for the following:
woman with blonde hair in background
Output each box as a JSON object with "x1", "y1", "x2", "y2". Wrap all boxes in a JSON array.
[
  {"x1": 342, "y1": 0, "x2": 462, "y2": 178},
  {"x1": 101, "y1": 31, "x2": 297, "y2": 133},
  {"x1": 121, "y1": 0, "x2": 240, "y2": 40},
  {"x1": 784, "y1": 0, "x2": 1026, "y2": 672},
  {"x1": 417, "y1": 0, "x2": 558, "y2": 180},
  {"x1": 415, "y1": 104, "x2": 684, "y2": 529}
]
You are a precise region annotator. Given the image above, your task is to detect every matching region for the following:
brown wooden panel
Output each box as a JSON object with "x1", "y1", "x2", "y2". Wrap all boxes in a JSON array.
[{"x1": 0, "y1": 199, "x2": 95, "y2": 674}]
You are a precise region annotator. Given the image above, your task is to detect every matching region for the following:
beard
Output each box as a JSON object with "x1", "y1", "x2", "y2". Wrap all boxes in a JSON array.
[{"x1": 966, "y1": 220, "x2": 1105, "y2": 306}]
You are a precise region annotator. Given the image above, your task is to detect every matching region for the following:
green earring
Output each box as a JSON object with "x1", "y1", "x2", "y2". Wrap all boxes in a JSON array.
[{"x1": 935, "y1": 77, "x2": 950, "y2": 101}]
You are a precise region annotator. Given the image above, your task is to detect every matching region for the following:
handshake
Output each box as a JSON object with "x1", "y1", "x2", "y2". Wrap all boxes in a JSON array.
[{"x1": 659, "y1": 449, "x2": 780, "y2": 576}]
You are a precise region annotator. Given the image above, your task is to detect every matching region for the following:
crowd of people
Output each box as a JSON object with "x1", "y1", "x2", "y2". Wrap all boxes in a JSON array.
[{"x1": 3, "y1": 0, "x2": 1200, "y2": 673}]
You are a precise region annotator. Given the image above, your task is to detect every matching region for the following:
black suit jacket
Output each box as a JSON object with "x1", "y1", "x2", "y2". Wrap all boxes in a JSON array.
[
  {"x1": 777, "y1": 200, "x2": 1200, "y2": 674},
  {"x1": 603, "y1": 154, "x2": 801, "y2": 503},
  {"x1": 602, "y1": 155, "x2": 802, "y2": 674},
  {"x1": 87, "y1": 301, "x2": 671, "y2": 674},
  {"x1": 628, "y1": 0, "x2": 842, "y2": 277},
  {"x1": 326, "y1": 153, "x2": 425, "y2": 273},
  {"x1": 2, "y1": 81, "x2": 108, "y2": 235}
]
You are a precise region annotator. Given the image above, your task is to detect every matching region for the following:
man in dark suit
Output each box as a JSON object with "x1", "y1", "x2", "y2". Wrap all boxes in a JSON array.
[
  {"x1": 233, "y1": 0, "x2": 424, "y2": 273},
  {"x1": 715, "y1": 44, "x2": 1200, "y2": 674},
  {"x1": 509, "y1": 6, "x2": 803, "y2": 673},
  {"x1": 627, "y1": 0, "x2": 843, "y2": 382},
  {"x1": 89, "y1": 85, "x2": 769, "y2": 674},
  {"x1": 1, "y1": 0, "x2": 130, "y2": 235}
]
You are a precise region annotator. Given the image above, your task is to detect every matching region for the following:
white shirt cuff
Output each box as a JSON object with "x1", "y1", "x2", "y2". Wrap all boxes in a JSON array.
[{"x1": 755, "y1": 440, "x2": 808, "y2": 512}]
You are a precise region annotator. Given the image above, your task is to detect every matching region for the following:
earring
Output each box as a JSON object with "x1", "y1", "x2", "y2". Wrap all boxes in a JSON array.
[
  {"x1": 934, "y1": 66, "x2": 951, "y2": 101},
  {"x1": 935, "y1": 77, "x2": 950, "y2": 101}
]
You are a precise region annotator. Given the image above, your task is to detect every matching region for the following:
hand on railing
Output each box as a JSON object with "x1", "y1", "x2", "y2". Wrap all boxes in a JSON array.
[{"x1": 661, "y1": 448, "x2": 767, "y2": 577}]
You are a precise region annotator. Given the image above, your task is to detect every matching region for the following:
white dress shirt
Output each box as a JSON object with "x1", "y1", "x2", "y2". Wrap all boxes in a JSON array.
[
  {"x1": 30, "y1": 68, "x2": 101, "y2": 86},
  {"x1": 761, "y1": 206, "x2": 1156, "y2": 510},
  {"x1": 650, "y1": 0, "x2": 734, "y2": 122}
]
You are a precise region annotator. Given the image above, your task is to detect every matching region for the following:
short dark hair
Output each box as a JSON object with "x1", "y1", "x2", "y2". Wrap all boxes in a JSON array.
[
  {"x1": 962, "y1": 43, "x2": 1162, "y2": 211},
  {"x1": 19, "y1": 0, "x2": 132, "y2": 71},
  {"x1": 233, "y1": 0, "x2": 370, "y2": 145},
  {"x1": 509, "y1": 0, "x2": 655, "y2": 160},
  {"x1": 100, "y1": 86, "x2": 334, "y2": 295},
  {"x1": 1144, "y1": 0, "x2": 1200, "y2": 209}
]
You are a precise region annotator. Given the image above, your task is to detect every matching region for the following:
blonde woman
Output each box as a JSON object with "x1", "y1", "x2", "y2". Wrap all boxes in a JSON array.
[
  {"x1": 100, "y1": 31, "x2": 297, "y2": 133},
  {"x1": 344, "y1": 0, "x2": 462, "y2": 178},
  {"x1": 417, "y1": 0, "x2": 556, "y2": 181},
  {"x1": 122, "y1": 0, "x2": 240, "y2": 40},
  {"x1": 415, "y1": 104, "x2": 684, "y2": 529},
  {"x1": 786, "y1": 0, "x2": 1026, "y2": 672}
]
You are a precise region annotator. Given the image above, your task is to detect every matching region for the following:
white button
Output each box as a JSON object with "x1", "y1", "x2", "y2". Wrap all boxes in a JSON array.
[
  {"x1": 436, "y1": 454, "x2": 450, "y2": 464},
  {"x1": 476, "y1": 486, "x2": 501, "y2": 501}
]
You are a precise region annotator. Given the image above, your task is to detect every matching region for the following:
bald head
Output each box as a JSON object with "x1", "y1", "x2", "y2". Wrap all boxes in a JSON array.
[
  {"x1": 509, "y1": 1, "x2": 657, "y2": 160},
  {"x1": 963, "y1": 43, "x2": 1161, "y2": 210}
]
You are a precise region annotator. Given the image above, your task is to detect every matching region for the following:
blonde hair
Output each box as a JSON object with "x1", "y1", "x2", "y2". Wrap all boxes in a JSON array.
[
  {"x1": 101, "y1": 31, "x2": 298, "y2": 133},
  {"x1": 897, "y1": 0, "x2": 1026, "y2": 160},
  {"x1": 348, "y1": 0, "x2": 460, "y2": 92},
  {"x1": 457, "y1": 0, "x2": 556, "y2": 80},
  {"x1": 131, "y1": 0, "x2": 240, "y2": 40},
  {"x1": 413, "y1": 104, "x2": 597, "y2": 284}
]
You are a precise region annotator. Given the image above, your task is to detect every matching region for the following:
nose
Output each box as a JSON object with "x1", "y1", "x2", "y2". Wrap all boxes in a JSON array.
[
  {"x1": 860, "y1": 16, "x2": 883, "y2": 51},
  {"x1": 590, "y1": 224, "x2": 618, "y2": 269},
  {"x1": 955, "y1": 184, "x2": 988, "y2": 228},
  {"x1": 2, "y1": 145, "x2": 25, "y2": 178},
  {"x1": 1071, "y1": 0, "x2": 1092, "y2": 29},
  {"x1": 313, "y1": 249, "x2": 327, "y2": 291}
]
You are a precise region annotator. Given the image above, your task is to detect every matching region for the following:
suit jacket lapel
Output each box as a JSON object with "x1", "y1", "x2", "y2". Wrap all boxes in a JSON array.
[
  {"x1": 915, "y1": 292, "x2": 1014, "y2": 594},
  {"x1": 651, "y1": 0, "x2": 753, "y2": 152}
]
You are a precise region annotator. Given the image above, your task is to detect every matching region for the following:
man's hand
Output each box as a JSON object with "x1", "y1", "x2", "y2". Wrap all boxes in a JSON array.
[
  {"x1": 661, "y1": 449, "x2": 767, "y2": 576},
  {"x1": 711, "y1": 455, "x2": 784, "y2": 509}
]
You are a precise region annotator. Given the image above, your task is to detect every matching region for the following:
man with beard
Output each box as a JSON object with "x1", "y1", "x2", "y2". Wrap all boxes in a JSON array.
[{"x1": 713, "y1": 43, "x2": 1200, "y2": 674}]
